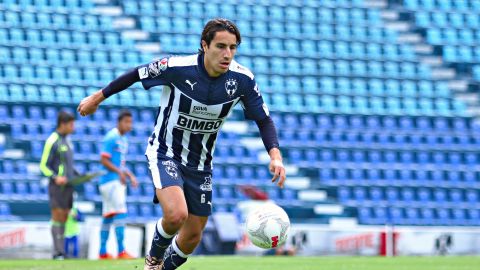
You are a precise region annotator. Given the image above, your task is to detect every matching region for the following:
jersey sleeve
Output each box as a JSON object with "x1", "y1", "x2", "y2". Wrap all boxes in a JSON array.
[
  {"x1": 137, "y1": 57, "x2": 172, "y2": 90},
  {"x1": 240, "y1": 77, "x2": 270, "y2": 121},
  {"x1": 100, "y1": 134, "x2": 115, "y2": 158},
  {"x1": 39, "y1": 133, "x2": 59, "y2": 177}
]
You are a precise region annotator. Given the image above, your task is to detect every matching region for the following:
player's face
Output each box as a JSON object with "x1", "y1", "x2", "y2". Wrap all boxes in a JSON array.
[
  {"x1": 202, "y1": 30, "x2": 237, "y2": 77},
  {"x1": 63, "y1": 120, "x2": 75, "y2": 134},
  {"x1": 118, "y1": 116, "x2": 133, "y2": 134}
]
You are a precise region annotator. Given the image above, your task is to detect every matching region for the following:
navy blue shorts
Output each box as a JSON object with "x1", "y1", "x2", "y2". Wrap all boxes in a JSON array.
[{"x1": 146, "y1": 155, "x2": 213, "y2": 216}]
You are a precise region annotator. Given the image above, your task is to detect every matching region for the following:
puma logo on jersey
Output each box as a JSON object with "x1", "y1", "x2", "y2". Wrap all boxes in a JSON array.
[{"x1": 185, "y1": 80, "x2": 197, "y2": 90}]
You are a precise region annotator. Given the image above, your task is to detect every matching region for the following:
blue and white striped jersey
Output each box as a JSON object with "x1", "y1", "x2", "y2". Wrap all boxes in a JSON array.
[{"x1": 138, "y1": 54, "x2": 269, "y2": 171}]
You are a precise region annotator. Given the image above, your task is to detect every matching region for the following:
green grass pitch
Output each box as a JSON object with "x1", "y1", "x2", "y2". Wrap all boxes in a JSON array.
[{"x1": 0, "y1": 256, "x2": 478, "y2": 270}]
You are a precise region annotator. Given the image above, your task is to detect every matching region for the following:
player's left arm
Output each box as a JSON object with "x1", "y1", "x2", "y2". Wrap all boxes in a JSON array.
[{"x1": 241, "y1": 77, "x2": 286, "y2": 188}]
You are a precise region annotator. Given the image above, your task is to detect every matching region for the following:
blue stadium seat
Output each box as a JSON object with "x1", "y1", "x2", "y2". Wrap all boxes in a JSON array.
[
  {"x1": 420, "y1": 208, "x2": 435, "y2": 225},
  {"x1": 241, "y1": 167, "x2": 254, "y2": 180},
  {"x1": 219, "y1": 186, "x2": 233, "y2": 199},
  {"x1": 83, "y1": 183, "x2": 98, "y2": 201},
  {"x1": 373, "y1": 207, "x2": 387, "y2": 223},
  {"x1": 358, "y1": 208, "x2": 373, "y2": 224},
  {"x1": 338, "y1": 187, "x2": 350, "y2": 202},
  {"x1": 29, "y1": 182, "x2": 44, "y2": 198},
  {"x1": 267, "y1": 188, "x2": 280, "y2": 200},
  {"x1": 139, "y1": 204, "x2": 153, "y2": 218},
  {"x1": 15, "y1": 182, "x2": 28, "y2": 196},
  {"x1": 369, "y1": 187, "x2": 383, "y2": 201},
  {"x1": 224, "y1": 166, "x2": 239, "y2": 180},
  {"x1": 127, "y1": 204, "x2": 138, "y2": 218},
  {"x1": 255, "y1": 167, "x2": 269, "y2": 180},
  {"x1": 353, "y1": 187, "x2": 366, "y2": 201},
  {"x1": 134, "y1": 163, "x2": 147, "y2": 177},
  {"x1": 390, "y1": 208, "x2": 404, "y2": 224},
  {"x1": 417, "y1": 188, "x2": 431, "y2": 202},
  {"x1": 436, "y1": 208, "x2": 451, "y2": 225},
  {"x1": 0, "y1": 202, "x2": 12, "y2": 217},
  {"x1": 466, "y1": 190, "x2": 478, "y2": 203},
  {"x1": 468, "y1": 209, "x2": 480, "y2": 225},
  {"x1": 449, "y1": 189, "x2": 463, "y2": 202},
  {"x1": 0, "y1": 179, "x2": 14, "y2": 197},
  {"x1": 434, "y1": 189, "x2": 447, "y2": 203},
  {"x1": 401, "y1": 188, "x2": 415, "y2": 202},
  {"x1": 130, "y1": 181, "x2": 147, "y2": 197},
  {"x1": 405, "y1": 208, "x2": 420, "y2": 224},
  {"x1": 452, "y1": 209, "x2": 466, "y2": 225},
  {"x1": 282, "y1": 189, "x2": 296, "y2": 201},
  {"x1": 386, "y1": 188, "x2": 399, "y2": 202}
]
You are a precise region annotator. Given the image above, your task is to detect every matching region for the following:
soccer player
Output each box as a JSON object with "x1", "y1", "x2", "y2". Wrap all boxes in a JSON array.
[
  {"x1": 98, "y1": 110, "x2": 138, "y2": 259},
  {"x1": 78, "y1": 18, "x2": 286, "y2": 270},
  {"x1": 40, "y1": 111, "x2": 78, "y2": 260}
]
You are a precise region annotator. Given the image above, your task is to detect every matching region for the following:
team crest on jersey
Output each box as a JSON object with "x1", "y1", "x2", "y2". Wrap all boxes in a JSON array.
[
  {"x1": 200, "y1": 176, "x2": 212, "y2": 191},
  {"x1": 162, "y1": 160, "x2": 178, "y2": 179},
  {"x1": 225, "y1": 78, "x2": 238, "y2": 98}
]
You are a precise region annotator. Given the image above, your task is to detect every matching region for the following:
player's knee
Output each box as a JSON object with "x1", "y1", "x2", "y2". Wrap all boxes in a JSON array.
[
  {"x1": 163, "y1": 210, "x2": 188, "y2": 229},
  {"x1": 52, "y1": 212, "x2": 68, "y2": 223}
]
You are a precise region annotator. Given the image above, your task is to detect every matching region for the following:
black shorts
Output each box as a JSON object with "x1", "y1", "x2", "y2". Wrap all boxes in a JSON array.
[
  {"x1": 48, "y1": 181, "x2": 74, "y2": 209},
  {"x1": 147, "y1": 155, "x2": 213, "y2": 217}
]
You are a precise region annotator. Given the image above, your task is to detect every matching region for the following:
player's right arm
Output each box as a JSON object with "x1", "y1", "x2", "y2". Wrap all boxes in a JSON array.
[
  {"x1": 100, "y1": 155, "x2": 126, "y2": 184},
  {"x1": 77, "y1": 68, "x2": 138, "y2": 116},
  {"x1": 77, "y1": 57, "x2": 171, "y2": 117}
]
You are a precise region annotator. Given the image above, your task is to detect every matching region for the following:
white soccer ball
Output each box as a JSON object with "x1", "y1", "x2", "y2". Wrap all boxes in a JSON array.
[{"x1": 245, "y1": 204, "x2": 290, "y2": 249}]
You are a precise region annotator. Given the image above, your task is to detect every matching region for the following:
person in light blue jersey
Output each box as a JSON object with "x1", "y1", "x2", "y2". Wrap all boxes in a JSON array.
[{"x1": 98, "y1": 110, "x2": 138, "y2": 259}]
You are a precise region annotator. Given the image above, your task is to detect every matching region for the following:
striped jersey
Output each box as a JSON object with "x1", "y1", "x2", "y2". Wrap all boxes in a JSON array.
[{"x1": 138, "y1": 54, "x2": 269, "y2": 171}]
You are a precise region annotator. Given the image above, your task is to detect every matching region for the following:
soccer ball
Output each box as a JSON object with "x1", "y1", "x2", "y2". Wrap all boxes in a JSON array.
[{"x1": 245, "y1": 204, "x2": 290, "y2": 249}]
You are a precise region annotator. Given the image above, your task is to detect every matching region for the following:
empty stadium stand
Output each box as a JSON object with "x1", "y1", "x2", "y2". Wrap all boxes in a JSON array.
[{"x1": 0, "y1": 0, "x2": 479, "y2": 226}]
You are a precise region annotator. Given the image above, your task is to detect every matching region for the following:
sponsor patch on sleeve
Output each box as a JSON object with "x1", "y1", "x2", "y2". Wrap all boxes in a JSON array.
[
  {"x1": 147, "y1": 58, "x2": 168, "y2": 78},
  {"x1": 158, "y1": 58, "x2": 168, "y2": 71},
  {"x1": 138, "y1": 67, "x2": 148, "y2": 79},
  {"x1": 148, "y1": 62, "x2": 161, "y2": 78}
]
